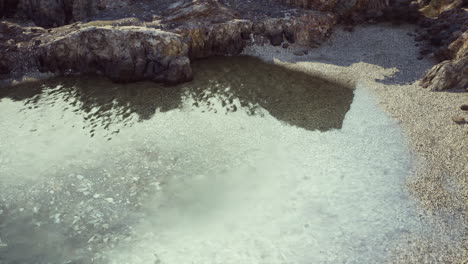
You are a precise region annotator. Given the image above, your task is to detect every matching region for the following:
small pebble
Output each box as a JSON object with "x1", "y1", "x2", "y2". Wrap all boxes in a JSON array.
[
  {"x1": 282, "y1": 43, "x2": 289, "y2": 49},
  {"x1": 93, "y1": 194, "x2": 101, "y2": 199},
  {"x1": 77, "y1": 174, "x2": 84, "y2": 180},
  {"x1": 54, "y1": 214, "x2": 61, "y2": 223},
  {"x1": 452, "y1": 116, "x2": 466, "y2": 124},
  {"x1": 460, "y1": 105, "x2": 468, "y2": 111}
]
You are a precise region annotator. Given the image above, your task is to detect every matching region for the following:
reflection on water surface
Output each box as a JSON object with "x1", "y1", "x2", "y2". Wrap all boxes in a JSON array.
[{"x1": 0, "y1": 56, "x2": 353, "y2": 136}]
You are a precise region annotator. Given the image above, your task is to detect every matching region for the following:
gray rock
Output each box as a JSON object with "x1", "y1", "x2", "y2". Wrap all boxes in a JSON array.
[
  {"x1": 452, "y1": 116, "x2": 466, "y2": 124},
  {"x1": 38, "y1": 26, "x2": 193, "y2": 83}
]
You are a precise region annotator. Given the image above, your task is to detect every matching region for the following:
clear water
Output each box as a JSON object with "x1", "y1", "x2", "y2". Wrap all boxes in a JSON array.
[{"x1": 0, "y1": 56, "x2": 420, "y2": 264}]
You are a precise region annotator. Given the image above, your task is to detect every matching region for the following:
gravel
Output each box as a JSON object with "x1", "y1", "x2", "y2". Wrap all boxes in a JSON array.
[{"x1": 243, "y1": 23, "x2": 468, "y2": 264}]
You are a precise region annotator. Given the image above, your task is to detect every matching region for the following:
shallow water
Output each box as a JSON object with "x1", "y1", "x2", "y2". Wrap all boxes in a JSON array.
[{"x1": 0, "y1": 56, "x2": 420, "y2": 263}]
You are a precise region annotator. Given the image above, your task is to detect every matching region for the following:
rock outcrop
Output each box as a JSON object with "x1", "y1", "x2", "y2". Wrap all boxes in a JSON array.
[
  {"x1": 166, "y1": 0, "x2": 336, "y2": 58},
  {"x1": 0, "y1": 0, "x2": 466, "y2": 89},
  {"x1": 421, "y1": 30, "x2": 468, "y2": 90},
  {"x1": 417, "y1": 2, "x2": 467, "y2": 91},
  {"x1": 163, "y1": 0, "x2": 250, "y2": 58},
  {"x1": 37, "y1": 26, "x2": 192, "y2": 83},
  {"x1": 173, "y1": 20, "x2": 253, "y2": 58},
  {"x1": 0, "y1": 0, "x2": 338, "y2": 83}
]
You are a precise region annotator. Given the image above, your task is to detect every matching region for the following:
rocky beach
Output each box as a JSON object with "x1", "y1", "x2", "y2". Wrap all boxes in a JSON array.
[{"x1": 0, "y1": 0, "x2": 467, "y2": 263}]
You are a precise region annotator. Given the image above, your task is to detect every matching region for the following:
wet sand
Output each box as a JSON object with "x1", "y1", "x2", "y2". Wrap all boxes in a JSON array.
[{"x1": 244, "y1": 23, "x2": 467, "y2": 263}]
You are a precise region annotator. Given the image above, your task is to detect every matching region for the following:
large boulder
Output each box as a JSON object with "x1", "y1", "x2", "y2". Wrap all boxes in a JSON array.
[
  {"x1": 420, "y1": 56, "x2": 468, "y2": 90},
  {"x1": 37, "y1": 26, "x2": 193, "y2": 83},
  {"x1": 421, "y1": 31, "x2": 468, "y2": 90}
]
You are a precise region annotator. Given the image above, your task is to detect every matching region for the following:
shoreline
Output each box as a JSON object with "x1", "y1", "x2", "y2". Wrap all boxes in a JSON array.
[
  {"x1": 244, "y1": 23, "x2": 467, "y2": 263},
  {"x1": 0, "y1": 22, "x2": 466, "y2": 263}
]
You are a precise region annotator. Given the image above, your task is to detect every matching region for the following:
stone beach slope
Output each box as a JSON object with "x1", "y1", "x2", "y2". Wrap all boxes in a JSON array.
[{"x1": 243, "y1": 23, "x2": 468, "y2": 263}]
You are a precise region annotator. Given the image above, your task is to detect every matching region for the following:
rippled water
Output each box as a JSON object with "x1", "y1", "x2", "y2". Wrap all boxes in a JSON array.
[{"x1": 0, "y1": 56, "x2": 420, "y2": 264}]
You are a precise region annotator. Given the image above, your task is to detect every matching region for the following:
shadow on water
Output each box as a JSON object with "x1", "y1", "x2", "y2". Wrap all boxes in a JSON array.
[{"x1": 0, "y1": 56, "x2": 354, "y2": 134}]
